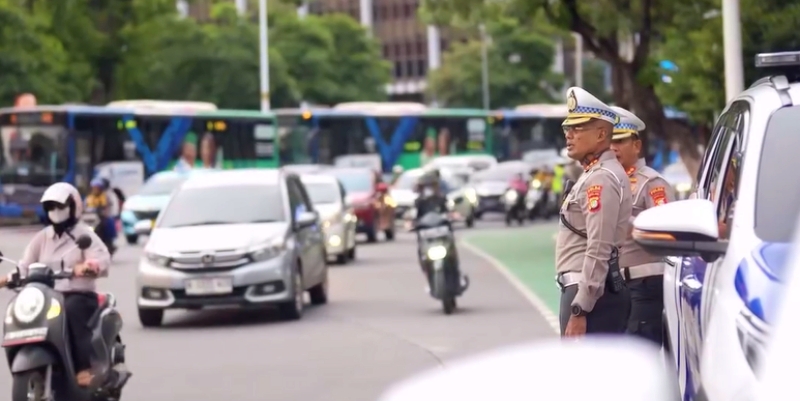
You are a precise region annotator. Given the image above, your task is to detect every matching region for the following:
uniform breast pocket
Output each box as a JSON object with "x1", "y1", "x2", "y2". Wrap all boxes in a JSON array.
[{"x1": 562, "y1": 198, "x2": 586, "y2": 232}]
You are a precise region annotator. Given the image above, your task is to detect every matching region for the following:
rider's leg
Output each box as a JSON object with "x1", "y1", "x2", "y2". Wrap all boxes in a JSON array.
[{"x1": 63, "y1": 292, "x2": 99, "y2": 386}]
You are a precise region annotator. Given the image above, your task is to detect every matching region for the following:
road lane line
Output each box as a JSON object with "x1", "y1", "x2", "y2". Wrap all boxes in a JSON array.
[{"x1": 459, "y1": 240, "x2": 560, "y2": 334}]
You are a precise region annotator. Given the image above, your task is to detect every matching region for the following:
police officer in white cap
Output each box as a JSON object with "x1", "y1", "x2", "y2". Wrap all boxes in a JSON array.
[
  {"x1": 556, "y1": 87, "x2": 633, "y2": 337},
  {"x1": 609, "y1": 106, "x2": 675, "y2": 345}
]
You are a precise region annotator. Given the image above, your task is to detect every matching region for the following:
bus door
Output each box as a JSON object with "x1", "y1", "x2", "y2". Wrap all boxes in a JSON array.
[
  {"x1": 421, "y1": 117, "x2": 491, "y2": 156},
  {"x1": 311, "y1": 115, "x2": 376, "y2": 167},
  {"x1": 276, "y1": 114, "x2": 312, "y2": 165},
  {"x1": 0, "y1": 111, "x2": 69, "y2": 216},
  {"x1": 71, "y1": 114, "x2": 145, "y2": 198},
  {"x1": 191, "y1": 117, "x2": 279, "y2": 169}
]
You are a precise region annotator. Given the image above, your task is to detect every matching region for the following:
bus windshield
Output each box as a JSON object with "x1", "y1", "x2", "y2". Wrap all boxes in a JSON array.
[{"x1": 0, "y1": 124, "x2": 68, "y2": 185}]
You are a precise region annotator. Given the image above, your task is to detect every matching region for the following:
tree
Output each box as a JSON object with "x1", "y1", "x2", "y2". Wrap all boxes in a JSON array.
[
  {"x1": 421, "y1": 0, "x2": 706, "y2": 173},
  {"x1": 427, "y1": 19, "x2": 563, "y2": 108},
  {"x1": 656, "y1": 0, "x2": 800, "y2": 127},
  {"x1": 0, "y1": 1, "x2": 91, "y2": 105}
]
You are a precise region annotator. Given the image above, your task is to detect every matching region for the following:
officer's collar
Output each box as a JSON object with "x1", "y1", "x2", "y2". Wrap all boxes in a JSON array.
[
  {"x1": 581, "y1": 149, "x2": 615, "y2": 171},
  {"x1": 624, "y1": 158, "x2": 646, "y2": 177}
]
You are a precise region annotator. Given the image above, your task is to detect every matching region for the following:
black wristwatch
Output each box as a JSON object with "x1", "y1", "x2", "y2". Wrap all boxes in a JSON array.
[{"x1": 571, "y1": 304, "x2": 588, "y2": 317}]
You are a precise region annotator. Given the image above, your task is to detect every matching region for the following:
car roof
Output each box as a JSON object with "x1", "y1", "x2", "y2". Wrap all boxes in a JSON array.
[
  {"x1": 182, "y1": 169, "x2": 282, "y2": 189},
  {"x1": 299, "y1": 173, "x2": 339, "y2": 184},
  {"x1": 327, "y1": 167, "x2": 374, "y2": 175},
  {"x1": 149, "y1": 169, "x2": 214, "y2": 181}
]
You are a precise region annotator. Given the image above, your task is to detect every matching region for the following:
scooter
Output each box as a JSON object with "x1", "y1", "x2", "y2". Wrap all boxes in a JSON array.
[
  {"x1": 502, "y1": 189, "x2": 526, "y2": 226},
  {"x1": 1, "y1": 235, "x2": 131, "y2": 401},
  {"x1": 412, "y1": 212, "x2": 469, "y2": 314}
]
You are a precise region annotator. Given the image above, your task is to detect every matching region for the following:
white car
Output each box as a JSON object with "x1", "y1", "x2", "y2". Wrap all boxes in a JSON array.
[
  {"x1": 390, "y1": 168, "x2": 477, "y2": 227},
  {"x1": 632, "y1": 52, "x2": 800, "y2": 401},
  {"x1": 425, "y1": 154, "x2": 498, "y2": 172},
  {"x1": 300, "y1": 174, "x2": 357, "y2": 264}
]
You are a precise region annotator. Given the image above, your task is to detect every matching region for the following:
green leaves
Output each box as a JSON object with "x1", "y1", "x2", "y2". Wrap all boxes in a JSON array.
[{"x1": 0, "y1": 0, "x2": 390, "y2": 108}]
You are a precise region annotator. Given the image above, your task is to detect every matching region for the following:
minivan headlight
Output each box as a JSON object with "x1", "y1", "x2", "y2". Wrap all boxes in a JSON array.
[
  {"x1": 13, "y1": 288, "x2": 46, "y2": 323},
  {"x1": 249, "y1": 238, "x2": 286, "y2": 262},
  {"x1": 145, "y1": 252, "x2": 170, "y2": 266}
]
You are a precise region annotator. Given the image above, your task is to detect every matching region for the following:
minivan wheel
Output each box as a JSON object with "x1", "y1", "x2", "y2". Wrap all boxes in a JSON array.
[
  {"x1": 279, "y1": 269, "x2": 304, "y2": 320},
  {"x1": 138, "y1": 309, "x2": 164, "y2": 327}
]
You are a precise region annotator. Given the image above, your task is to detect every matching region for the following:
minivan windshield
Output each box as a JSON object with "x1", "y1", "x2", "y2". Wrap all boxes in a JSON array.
[
  {"x1": 304, "y1": 183, "x2": 340, "y2": 204},
  {"x1": 755, "y1": 106, "x2": 800, "y2": 242},
  {"x1": 138, "y1": 176, "x2": 188, "y2": 196},
  {"x1": 159, "y1": 185, "x2": 285, "y2": 228}
]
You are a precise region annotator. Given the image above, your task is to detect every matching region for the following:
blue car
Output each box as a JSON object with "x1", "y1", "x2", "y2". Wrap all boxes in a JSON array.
[{"x1": 121, "y1": 170, "x2": 213, "y2": 244}]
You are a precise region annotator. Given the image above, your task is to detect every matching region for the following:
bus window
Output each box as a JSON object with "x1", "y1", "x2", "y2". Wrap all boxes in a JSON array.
[{"x1": 0, "y1": 124, "x2": 68, "y2": 187}]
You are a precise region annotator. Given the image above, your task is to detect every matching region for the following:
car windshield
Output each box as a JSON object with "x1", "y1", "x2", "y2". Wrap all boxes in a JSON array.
[
  {"x1": 755, "y1": 106, "x2": 800, "y2": 242},
  {"x1": 332, "y1": 172, "x2": 373, "y2": 193},
  {"x1": 304, "y1": 182, "x2": 340, "y2": 204},
  {"x1": 394, "y1": 171, "x2": 424, "y2": 189},
  {"x1": 472, "y1": 166, "x2": 525, "y2": 182},
  {"x1": 138, "y1": 176, "x2": 188, "y2": 196},
  {"x1": 159, "y1": 185, "x2": 284, "y2": 228}
]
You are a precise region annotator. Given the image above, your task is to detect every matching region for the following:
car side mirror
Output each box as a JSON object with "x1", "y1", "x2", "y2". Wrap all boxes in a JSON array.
[
  {"x1": 378, "y1": 338, "x2": 677, "y2": 401},
  {"x1": 633, "y1": 199, "x2": 727, "y2": 263},
  {"x1": 296, "y1": 211, "x2": 318, "y2": 229},
  {"x1": 133, "y1": 220, "x2": 153, "y2": 236}
]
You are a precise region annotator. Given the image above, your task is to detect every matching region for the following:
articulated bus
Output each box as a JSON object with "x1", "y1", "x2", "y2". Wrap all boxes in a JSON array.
[
  {"x1": 276, "y1": 102, "x2": 494, "y2": 172},
  {"x1": 0, "y1": 100, "x2": 278, "y2": 218}
]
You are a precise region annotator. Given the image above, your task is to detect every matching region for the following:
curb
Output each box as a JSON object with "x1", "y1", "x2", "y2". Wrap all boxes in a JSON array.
[{"x1": 460, "y1": 239, "x2": 560, "y2": 334}]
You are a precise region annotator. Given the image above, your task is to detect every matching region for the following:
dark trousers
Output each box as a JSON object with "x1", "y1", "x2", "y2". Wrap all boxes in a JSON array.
[
  {"x1": 626, "y1": 275, "x2": 664, "y2": 345},
  {"x1": 559, "y1": 285, "x2": 630, "y2": 335},
  {"x1": 64, "y1": 292, "x2": 98, "y2": 372}
]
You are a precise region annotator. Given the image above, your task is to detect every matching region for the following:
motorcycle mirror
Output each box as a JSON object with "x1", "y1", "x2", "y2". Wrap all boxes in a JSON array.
[{"x1": 76, "y1": 235, "x2": 93, "y2": 250}]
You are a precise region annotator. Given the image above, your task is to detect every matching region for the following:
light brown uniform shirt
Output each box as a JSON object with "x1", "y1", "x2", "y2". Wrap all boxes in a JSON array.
[
  {"x1": 556, "y1": 150, "x2": 633, "y2": 312},
  {"x1": 9, "y1": 223, "x2": 111, "y2": 292},
  {"x1": 620, "y1": 158, "x2": 676, "y2": 268}
]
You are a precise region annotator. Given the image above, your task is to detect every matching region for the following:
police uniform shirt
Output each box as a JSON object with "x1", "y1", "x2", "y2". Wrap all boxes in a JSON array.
[
  {"x1": 556, "y1": 150, "x2": 633, "y2": 312},
  {"x1": 619, "y1": 158, "x2": 676, "y2": 268}
]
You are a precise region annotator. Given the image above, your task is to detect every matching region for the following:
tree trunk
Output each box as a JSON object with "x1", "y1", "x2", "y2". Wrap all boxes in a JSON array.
[{"x1": 611, "y1": 63, "x2": 702, "y2": 180}]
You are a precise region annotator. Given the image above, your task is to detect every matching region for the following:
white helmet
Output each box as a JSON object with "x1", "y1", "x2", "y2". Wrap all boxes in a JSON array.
[{"x1": 41, "y1": 182, "x2": 83, "y2": 219}]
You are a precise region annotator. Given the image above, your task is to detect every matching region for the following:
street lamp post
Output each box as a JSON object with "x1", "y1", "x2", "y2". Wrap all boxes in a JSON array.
[
  {"x1": 259, "y1": 0, "x2": 271, "y2": 111},
  {"x1": 479, "y1": 24, "x2": 490, "y2": 110},
  {"x1": 722, "y1": 0, "x2": 744, "y2": 101}
]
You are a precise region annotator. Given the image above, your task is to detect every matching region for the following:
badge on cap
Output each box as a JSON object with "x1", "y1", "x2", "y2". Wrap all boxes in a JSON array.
[
  {"x1": 567, "y1": 90, "x2": 577, "y2": 111},
  {"x1": 650, "y1": 187, "x2": 667, "y2": 206},
  {"x1": 587, "y1": 185, "x2": 602, "y2": 212}
]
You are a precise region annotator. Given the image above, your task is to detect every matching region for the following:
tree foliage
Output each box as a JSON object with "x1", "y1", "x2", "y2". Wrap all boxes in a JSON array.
[
  {"x1": 0, "y1": 0, "x2": 390, "y2": 108},
  {"x1": 427, "y1": 19, "x2": 563, "y2": 108}
]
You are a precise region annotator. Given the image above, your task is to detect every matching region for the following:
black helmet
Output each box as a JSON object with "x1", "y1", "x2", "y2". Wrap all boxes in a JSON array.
[{"x1": 417, "y1": 172, "x2": 438, "y2": 187}]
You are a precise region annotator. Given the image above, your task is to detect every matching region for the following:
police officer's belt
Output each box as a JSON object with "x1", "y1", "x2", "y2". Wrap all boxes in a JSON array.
[{"x1": 621, "y1": 262, "x2": 665, "y2": 280}]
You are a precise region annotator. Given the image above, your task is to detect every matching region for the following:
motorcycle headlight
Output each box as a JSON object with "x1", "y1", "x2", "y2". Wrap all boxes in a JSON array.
[
  {"x1": 504, "y1": 190, "x2": 518, "y2": 202},
  {"x1": 426, "y1": 245, "x2": 448, "y2": 261},
  {"x1": 249, "y1": 238, "x2": 286, "y2": 262},
  {"x1": 13, "y1": 287, "x2": 46, "y2": 324},
  {"x1": 464, "y1": 188, "x2": 477, "y2": 203},
  {"x1": 531, "y1": 179, "x2": 542, "y2": 189},
  {"x1": 384, "y1": 195, "x2": 397, "y2": 208}
]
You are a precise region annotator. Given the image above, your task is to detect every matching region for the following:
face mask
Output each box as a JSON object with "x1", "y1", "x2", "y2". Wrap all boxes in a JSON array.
[
  {"x1": 48, "y1": 208, "x2": 71, "y2": 224},
  {"x1": 423, "y1": 188, "x2": 434, "y2": 197}
]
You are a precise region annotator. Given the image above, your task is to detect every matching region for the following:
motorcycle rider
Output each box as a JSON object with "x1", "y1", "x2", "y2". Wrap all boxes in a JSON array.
[
  {"x1": 85, "y1": 178, "x2": 116, "y2": 253},
  {"x1": 414, "y1": 172, "x2": 449, "y2": 222},
  {"x1": 0, "y1": 182, "x2": 111, "y2": 387}
]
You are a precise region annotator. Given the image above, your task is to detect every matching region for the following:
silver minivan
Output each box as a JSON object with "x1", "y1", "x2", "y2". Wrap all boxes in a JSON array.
[{"x1": 135, "y1": 169, "x2": 328, "y2": 327}]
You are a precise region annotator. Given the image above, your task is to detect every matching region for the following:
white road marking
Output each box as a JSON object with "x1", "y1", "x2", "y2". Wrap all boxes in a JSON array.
[{"x1": 460, "y1": 240, "x2": 560, "y2": 334}]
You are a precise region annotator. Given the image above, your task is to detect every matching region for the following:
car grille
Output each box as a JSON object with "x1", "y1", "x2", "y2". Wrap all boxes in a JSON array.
[
  {"x1": 479, "y1": 195, "x2": 501, "y2": 204},
  {"x1": 169, "y1": 249, "x2": 250, "y2": 272},
  {"x1": 132, "y1": 210, "x2": 160, "y2": 221}
]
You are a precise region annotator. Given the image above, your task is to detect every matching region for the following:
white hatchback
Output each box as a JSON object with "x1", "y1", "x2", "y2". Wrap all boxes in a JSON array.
[{"x1": 632, "y1": 52, "x2": 800, "y2": 401}]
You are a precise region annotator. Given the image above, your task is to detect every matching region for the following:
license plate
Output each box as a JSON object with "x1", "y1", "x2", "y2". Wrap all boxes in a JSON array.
[
  {"x1": 185, "y1": 278, "x2": 233, "y2": 295},
  {"x1": 2, "y1": 327, "x2": 48, "y2": 346}
]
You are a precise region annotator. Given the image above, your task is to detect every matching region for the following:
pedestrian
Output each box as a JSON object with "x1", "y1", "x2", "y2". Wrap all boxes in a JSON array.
[
  {"x1": 556, "y1": 87, "x2": 633, "y2": 337},
  {"x1": 610, "y1": 106, "x2": 676, "y2": 345}
]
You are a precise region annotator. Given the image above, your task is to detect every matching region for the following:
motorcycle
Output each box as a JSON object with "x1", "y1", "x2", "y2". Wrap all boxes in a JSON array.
[
  {"x1": 411, "y1": 212, "x2": 469, "y2": 314},
  {"x1": 81, "y1": 210, "x2": 115, "y2": 256},
  {"x1": 1, "y1": 235, "x2": 131, "y2": 401},
  {"x1": 525, "y1": 179, "x2": 557, "y2": 220},
  {"x1": 502, "y1": 189, "x2": 526, "y2": 226}
]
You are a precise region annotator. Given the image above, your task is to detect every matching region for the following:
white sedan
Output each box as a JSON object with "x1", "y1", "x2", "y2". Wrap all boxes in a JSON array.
[{"x1": 301, "y1": 174, "x2": 357, "y2": 264}]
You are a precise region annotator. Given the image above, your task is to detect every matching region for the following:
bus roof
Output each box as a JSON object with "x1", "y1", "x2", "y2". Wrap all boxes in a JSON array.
[
  {"x1": 196, "y1": 109, "x2": 276, "y2": 118},
  {"x1": 0, "y1": 105, "x2": 130, "y2": 115},
  {"x1": 275, "y1": 104, "x2": 490, "y2": 118},
  {"x1": 106, "y1": 100, "x2": 218, "y2": 113}
]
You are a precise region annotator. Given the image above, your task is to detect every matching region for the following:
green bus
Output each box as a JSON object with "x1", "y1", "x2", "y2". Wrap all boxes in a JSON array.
[{"x1": 276, "y1": 102, "x2": 496, "y2": 172}]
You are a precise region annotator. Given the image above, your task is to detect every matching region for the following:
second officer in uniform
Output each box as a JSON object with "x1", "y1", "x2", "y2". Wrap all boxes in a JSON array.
[
  {"x1": 610, "y1": 106, "x2": 675, "y2": 345},
  {"x1": 556, "y1": 88, "x2": 633, "y2": 337}
]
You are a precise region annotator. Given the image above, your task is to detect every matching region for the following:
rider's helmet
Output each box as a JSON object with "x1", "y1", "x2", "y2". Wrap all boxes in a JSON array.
[
  {"x1": 40, "y1": 182, "x2": 83, "y2": 227},
  {"x1": 90, "y1": 177, "x2": 105, "y2": 189},
  {"x1": 417, "y1": 172, "x2": 439, "y2": 190}
]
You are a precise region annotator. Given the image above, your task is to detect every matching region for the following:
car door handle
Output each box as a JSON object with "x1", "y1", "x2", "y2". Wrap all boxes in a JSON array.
[{"x1": 680, "y1": 275, "x2": 702, "y2": 291}]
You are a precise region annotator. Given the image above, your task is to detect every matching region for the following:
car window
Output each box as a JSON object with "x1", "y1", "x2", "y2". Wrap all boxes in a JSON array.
[
  {"x1": 703, "y1": 127, "x2": 734, "y2": 204},
  {"x1": 755, "y1": 106, "x2": 800, "y2": 242},
  {"x1": 294, "y1": 178, "x2": 315, "y2": 212},
  {"x1": 159, "y1": 184, "x2": 284, "y2": 228},
  {"x1": 304, "y1": 182, "x2": 341, "y2": 204},
  {"x1": 287, "y1": 179, "x2": 309, "y2": 220},
  {"x1": 333, "y1": 172, "x2": 373, "y2": 193},
  {"x1": 138, "y1": 176, "x2": 187, "y2": 196}
]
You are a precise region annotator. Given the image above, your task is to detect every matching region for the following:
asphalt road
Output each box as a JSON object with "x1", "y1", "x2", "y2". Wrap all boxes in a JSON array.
[{"x1": 0, "y1": 217, "x2": 555, "y2": 401}]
